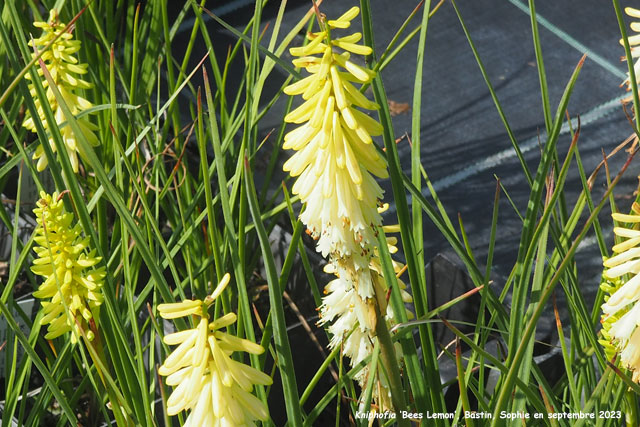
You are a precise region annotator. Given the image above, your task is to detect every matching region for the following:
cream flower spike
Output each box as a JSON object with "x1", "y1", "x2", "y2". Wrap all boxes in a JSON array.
[
  {"x1": 620, "y1": 8, "x2": 640, "y2": 94},
  {"x1": 31, "y1": 191, "x2": 104, "y2": 343},
  {"x1": 158, "y1": 273, "x2": 272, "y2": 426},
  {"x1": 601, "y1": 202, "x2": 640, "y2": 381},
  {"x1": 319, "y1": 236, "x2": 413, "y2": 410},
  {"x1": 283, "y1": 6, "x2": 387, "y2": 264},
  {"x1": 23, "y1": 9, "x2": 99, "y2": 173}
]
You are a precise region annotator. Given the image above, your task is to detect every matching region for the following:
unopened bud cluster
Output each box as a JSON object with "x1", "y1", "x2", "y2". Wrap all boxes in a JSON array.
[{"x1": 31, "y1": 191, "x2": 104, "y2": 343}]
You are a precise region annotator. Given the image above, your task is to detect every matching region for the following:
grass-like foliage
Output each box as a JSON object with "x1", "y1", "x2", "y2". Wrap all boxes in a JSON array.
[{"x1": 0, "y1": 0, "x2": 639, "y2": 426}]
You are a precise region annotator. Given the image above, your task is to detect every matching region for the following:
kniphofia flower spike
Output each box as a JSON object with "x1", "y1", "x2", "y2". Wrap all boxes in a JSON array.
[
  {"x1": 283, "y1": 6, "x2": 387, "y2": 263},
  {"x1": 23, "y1": 9, "x2": 99, "y2": 173},
  {"x1": 621, "y1": 7, "x2": 640, "y2": 93},
  {"x1": 31, "y1": 191, "x2": 104, "y2": 343},
  {"x1": 601, "y1": 202, "x2": 640, "y2": 382},
  {"x1": 158, "y1": 274, "x2": 272, "y2": 426},
  {"x1": 284, "y1": 7, "x2": 413, "y2": 411}
]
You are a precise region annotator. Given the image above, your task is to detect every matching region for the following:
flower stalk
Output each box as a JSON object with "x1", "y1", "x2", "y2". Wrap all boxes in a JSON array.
[{"x1": 372, "y1": 287, "x2": 409, "y2": 421}]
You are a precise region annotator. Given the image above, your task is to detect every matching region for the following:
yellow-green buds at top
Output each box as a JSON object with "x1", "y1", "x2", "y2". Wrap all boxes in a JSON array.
[
  {"x1": 283, "y1": 6, "x2": 388, "y2": 262},
  {"x1": 600, "y1": 202, "x2": 640, "y2": 381},
  {"x1": 599, "y1": 275, "x2": 625, "y2": 362},
  {"x1": 158, "y1": 273, "x2": 272, "y2": 426},
  {"x1": 22, "y1": 9, "x2": 99, "y2": 173},
  {"x1": 31, "y1": 192, "x2": 104, "y2": 343}
]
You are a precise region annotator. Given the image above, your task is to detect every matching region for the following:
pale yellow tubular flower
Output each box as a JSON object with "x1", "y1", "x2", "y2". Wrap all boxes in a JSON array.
[
  {"x1": 601, "y1": 202, "x2": 640, "y2": 381},
  {"x1": 319, "y1": 232, "x2": 413, "y2": 411},
  {"x1": 283, "y1": 6, "x2": 387, "y2": 272},
  {"x1": 318, "y1": 268, "x2": 407, "y2": 411},
  {"x1": 31, "y1": 192, "x2": 104, "y2": 343},
  {"x1": 23, "y1": 10, "x2": 98, "y2": 173},
  {"x1": 158, "y1": 274, "x2": 272, "y2": 426},
  {"x1": 157, "y1": 299, "x2": 203, "y2": 319},
  {"x1": 620, "y1": 8, "x2": 640, "y2": 99}
]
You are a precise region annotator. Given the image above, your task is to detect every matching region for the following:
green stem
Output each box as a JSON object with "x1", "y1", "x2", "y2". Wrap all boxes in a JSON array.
[
  {"x1": 625, "y1": 391, "x2": 638, "y2": 427},
  {"x1": 372, "y1": 292, "x2": 408, "y2": 425},
  {"x1": 84, "y1": 329, "x2": 134, "y2": 427},
  {"x1": 455, "y1": 338, "x2": 474, "y2": 427}
]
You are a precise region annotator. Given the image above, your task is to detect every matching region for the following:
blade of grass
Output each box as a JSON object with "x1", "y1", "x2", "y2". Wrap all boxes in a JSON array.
[
  {"x1": 411, "y1": 0, "x2": 431, "y2": 366},
  {"x1": 0, "y1": 300, "x2": 77, "y2": 424},
  {"x1": 359, "y1": 0, "x2": 446, "y2": 416},
  {"x1": 490, "y1": 148, "x2": 636, "y2": 425},
  {"x1": 196, "y1": 3, "x2": 302, "y2": 79},
  {"x1": 244, "y1": 157, "x2": 303, "y2": 427},
  {"x1": 455, "y1": 337, "x2": 474, "y2": 427},
  {"x1": 450, "y1": 0, "x2": 532, "y2": 185},
  {"x1": 528, "y1": 0, "x2": 553, "y2": 133},
  {"x1": 505, "y1": 53, "x2": 585, "y2": 377}
]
